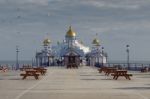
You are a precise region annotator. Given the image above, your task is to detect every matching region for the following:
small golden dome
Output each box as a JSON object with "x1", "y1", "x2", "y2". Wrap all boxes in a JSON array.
[
  {"x1": 43, "y1": 38, "x2": 51, "y2": 46},
  {"x1": 66, "y1": 26, "x2": 76, "y2": 37},
  {"x1": 92, "y1": 38, "x2": 100, "y2": 46}
]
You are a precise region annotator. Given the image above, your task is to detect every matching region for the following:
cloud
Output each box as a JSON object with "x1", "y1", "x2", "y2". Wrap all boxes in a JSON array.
[
  {"x1": 0, "y1": 0, "x2": 150, "y2": 60},
  {"x1": 81, "y1": 0, "x2": 148, "y2": 10},
  {"x1": 24, "y1": 0, "x2": 49, "y2": 5},
  {"x1": 0, "y1": 0, "x2": 49, "y2": 6}
]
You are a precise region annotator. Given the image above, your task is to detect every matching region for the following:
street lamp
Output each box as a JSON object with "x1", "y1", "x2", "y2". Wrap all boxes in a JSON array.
[
  {"x1": 16, "y1": 46, "x2": 19, "y2": 70},
  {"x1": 105, "y1": 52, "x2": 108, "y2": 63},
  {"x1": 102, "y1": 47, "x2": 104, "y2": 67},
  {"x1": 126, "y1": 45, "x2": 130, "y2": 70}
]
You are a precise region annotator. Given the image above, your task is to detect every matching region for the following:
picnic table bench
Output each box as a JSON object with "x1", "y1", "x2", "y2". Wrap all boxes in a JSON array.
[
  {"x1": 105, "y1": 68, "x2": 117, "y2": 76},
  {"x1": 33, "y1": 67, "x2": 47, "y2": 75},
  {"x1": 111, "y1": 70, "x2": 132, "y2": 80},
  {"x1": 20, "y1": 70, "x2": 39, "y2": 80},
  {"x1": 98, "y1": 67, "x2": 116, "y2": 73},
  {"x1": 20, "y1": 67, "x2": 47, "y2": 75},
  {"x1": 98, "y1": 67, "x2": 108, "y2": 73},
  {"x1": 20, "y1": 67, "x2": 33, "y2": 71}
]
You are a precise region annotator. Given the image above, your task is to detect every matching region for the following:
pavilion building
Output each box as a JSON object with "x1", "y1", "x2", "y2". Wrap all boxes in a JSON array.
[
  {"x1": 56, "y1": 26, "x2": 90, "y2": 68},
  {"x1": 35, "y1": 26, "x2": 107, "y2": 68},
  {"x1": 86, "y1": 37, "x2": 107, "y2": 67},
  {"x1": 35, "y1": 38, "x2": 55, "y2": 66}
]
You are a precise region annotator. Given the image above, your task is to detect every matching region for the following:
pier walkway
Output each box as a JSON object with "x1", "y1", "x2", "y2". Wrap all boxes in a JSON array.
[{"x1": 0, "y1": 66, "x2": 150, "y2": 99}]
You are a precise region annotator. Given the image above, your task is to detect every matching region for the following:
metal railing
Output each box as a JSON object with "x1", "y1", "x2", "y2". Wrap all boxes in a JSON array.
[{"x1": 104, "y1": 63, "x2": 150, "y2": 71}]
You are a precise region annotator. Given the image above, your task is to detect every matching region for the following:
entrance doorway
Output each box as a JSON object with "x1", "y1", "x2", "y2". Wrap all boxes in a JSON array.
[{"x1": 68, "y1": 56, "x2": 75, "y2": 64}]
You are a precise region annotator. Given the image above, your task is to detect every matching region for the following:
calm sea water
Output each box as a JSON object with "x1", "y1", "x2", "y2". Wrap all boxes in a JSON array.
[{"x1": 0, "y1": 60, "x2": 32, "y2": 66}]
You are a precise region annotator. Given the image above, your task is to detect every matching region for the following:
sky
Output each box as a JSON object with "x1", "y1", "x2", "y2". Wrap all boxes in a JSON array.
[{"x1": 0, "y1": 0, "x2": 150, "y2": 62}]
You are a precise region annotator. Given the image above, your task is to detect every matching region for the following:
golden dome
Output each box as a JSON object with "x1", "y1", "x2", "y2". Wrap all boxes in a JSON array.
[
  {"x1": 92, "y1": 38, "x2": 100, "y2": 46},
  {"x1": 43, "y1": 38, "x2": 51, "y2": 46},
  {"x1": 66, "y1": 26, "x2": 76, "y2": 37}
]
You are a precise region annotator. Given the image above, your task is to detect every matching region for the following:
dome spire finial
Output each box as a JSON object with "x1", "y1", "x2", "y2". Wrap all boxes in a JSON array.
[
  {"x1": 69, "y1": 25, "x2": 71, "y2": 29},
  {"x1": 66, "y1": 26, "x2": 76, "y2": 37},
  {"x1": 43, "y1": 33, "x2": 51, "y2": 46},
  {"x1": 92, "y1": 33, "x2": 100, "y2": 46},
  {"x1": 96, "y1": 33, "x2": 98, "y2": 36},
  {"x1": 43, "y1": 38, "x2": 51, "y2": 46}
]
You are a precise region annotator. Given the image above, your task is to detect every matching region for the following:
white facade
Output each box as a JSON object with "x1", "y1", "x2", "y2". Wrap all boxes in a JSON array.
[
  {"x1": 35, "y1": 26, "x2": 107, "y2": 67},
  {"x1": 36, "y1": 39, "x2": 55, "y2": 66},
  {"x1": 86, "y1": 46, "x2": 107, "y2": 66}
]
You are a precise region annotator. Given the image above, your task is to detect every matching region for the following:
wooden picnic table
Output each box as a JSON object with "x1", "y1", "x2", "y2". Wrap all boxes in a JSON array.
[
  {"x1": 98, "y1": 67, "x2": 116, "y2": 73},
  {"x1": 20, "y1": 67, "x2": 47, "y2": 75},
  {"x1": 111, "y1": 70, "x2": 132, "y2": 80},
  {"x1": 20, "y1": 67, "x2": 33, "y2": 71},
  {"x1": 98, "y1": 67, "x2": 108, "y2": 73},
  {"x1": 20, "y1": 70, "x2": 39, "y2": 80},
  {"x1": 33, "y1": 67, "x2": 47, "y2": 75},
  {"x1": 105, "y1": 68, "x2": 117, "y2": 76}
]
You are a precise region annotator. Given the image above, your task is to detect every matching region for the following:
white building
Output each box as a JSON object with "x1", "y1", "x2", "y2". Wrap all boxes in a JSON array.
[
  {"x1": 86, "y1": 38, "x2": 107, "y2": 67},
  {"x1": 35, "y1": 26, "x2": 107, "y2": 68},
  {"x1": 35, "y1": 38, "x2": 55, "y2": 66}
]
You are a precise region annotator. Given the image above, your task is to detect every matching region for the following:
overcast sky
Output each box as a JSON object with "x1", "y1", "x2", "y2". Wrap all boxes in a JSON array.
[{"x1": 0, "y1": 0, "x2": 150, "y2": 62}]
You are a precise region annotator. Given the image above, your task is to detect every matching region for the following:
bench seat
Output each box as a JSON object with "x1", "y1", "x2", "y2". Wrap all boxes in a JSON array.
[
  {"x1": 111, "y1": 74, "x2": 132, "y2": 76},
  {"x1": 111, "y1": 73, "x2": 132, "y2": 80},
  {"x1": 34, "y1": 68, "x2": 47, "y2": 75},
  {"x1": 20, "y1": 73, "x2": 39, "y2": 80}
]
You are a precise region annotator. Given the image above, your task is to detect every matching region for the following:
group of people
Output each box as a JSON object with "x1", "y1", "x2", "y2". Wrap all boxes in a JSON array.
[{"x1": 141, "y1": 66, "x2": 150, "y2": 72}]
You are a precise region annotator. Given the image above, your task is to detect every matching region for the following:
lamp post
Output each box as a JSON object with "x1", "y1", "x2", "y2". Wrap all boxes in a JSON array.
[
  {"x1": 126, "y1": 45, "x2": 130, "y2": 70},
  {"x1": 105, "y1": 52, "x2": 108, "y2": 63},
  {"x1": 102, "y1": 47, "x2": 104, "y2": 67},
  {"x1": 16, "y1": 46, "x2": 19, "y2": 70}
]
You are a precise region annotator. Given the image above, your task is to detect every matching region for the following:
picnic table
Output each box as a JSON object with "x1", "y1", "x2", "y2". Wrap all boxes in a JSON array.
[
  {"x1": 98, "y1": 67, "x2": 108, "y2": 73},
  {"x1": 105, "y1": 68, "x2": 117, "y2": 76},
  {"x1": 111, "y1": 70, "x2": 132, "y2": 80},
  {"x1": 98, "y1": 67, "x2": 116, "y2": 73},
  {"x1": 20, "y1": 67, "x2": 33, "y2": 71},
  {"x1": 20, "y1": 70, "x2": 39, "y2": 80},
  {"x1": 33, "y1": 67, "x2": 47, "y2": 75},
  {"x1": 20, "y1": 67, "x2": 47, "y2": 75}
]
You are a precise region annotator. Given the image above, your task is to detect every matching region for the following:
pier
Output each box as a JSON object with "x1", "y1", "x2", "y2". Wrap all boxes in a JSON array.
[{"x1": 0, "y1": 66, "x2": 150, "y2": 99}]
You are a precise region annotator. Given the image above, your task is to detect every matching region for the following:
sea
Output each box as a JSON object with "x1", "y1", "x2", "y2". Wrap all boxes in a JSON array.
[{"x1": 0, "y1": 60, "x2": 32, "y2": 67}]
